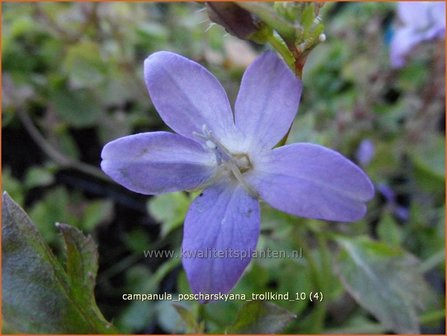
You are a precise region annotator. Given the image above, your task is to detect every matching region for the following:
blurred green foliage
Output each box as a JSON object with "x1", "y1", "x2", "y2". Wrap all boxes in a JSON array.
[{"x1": 2, "y1": 2, "x2": 445, "y2": 334}]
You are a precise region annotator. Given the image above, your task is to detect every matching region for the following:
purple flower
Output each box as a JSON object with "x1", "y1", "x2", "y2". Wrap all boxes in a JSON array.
[
  {"x1": 390, "y1": 1, "x2": 446, "y2": 68},
  {"x1": 101, "y1": 51, "x2": 374, "y2": 296},
  {"x1": 356, "y1": 139, "x2": 375, "y2": 167}
]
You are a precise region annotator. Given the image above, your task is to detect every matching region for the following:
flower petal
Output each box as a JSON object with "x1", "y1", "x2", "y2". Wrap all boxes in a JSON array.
[
  {"x1": 399, "y1": 2, "x2": 445, "y2": 31},
  {"x1": 101, "y1": 132, "x2": 215, "y2": 195},
  {"x1": 391, "y1": 2, "x2": 446, "y2": 68},
  {"x1": 144, "y1": 51, "x2": 236, "y2": 142},
  {"x1": 390, "y1": 27, "x2": 420, "y2": 68},
  {"x1": 398, "y1": 2, "x2": 429, "y2": 28},
  {"x1": 182, "y1": 180, "x2": 260, "y2": 296},
  {"x1": 234, "y1": 51, "x2": 303, "y2": 151},
  {"x1": 247, "y1": 143, "x2": 374, "y2": 222}
]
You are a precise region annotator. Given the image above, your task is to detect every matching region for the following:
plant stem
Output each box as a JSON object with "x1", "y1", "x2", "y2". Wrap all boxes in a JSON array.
[
  {"x1": 419, "y1": 248, "x2": 445, "y2": 273},
  {"x1": 420, "y1": 309, "x2": 445, "y2": 324},
  {"x1": 293, "y1": 226, "x2": 329, "y2": 333},
  {"x1": 314, "y1": 232, "x2": 329, "y2": 331},
  {"x1": 97, "y1": 253, "x2": 141, "y2": 284},
  {"x1": 16, "y1": 108, "x2": 109, "y2": 182},
  {"x1": 265, "y1": 33, "x2": 296, "y2": 73}
]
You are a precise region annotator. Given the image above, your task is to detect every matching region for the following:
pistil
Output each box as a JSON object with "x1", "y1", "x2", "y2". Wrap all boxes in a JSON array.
[{"x1": 194, "y1": 125, "x2": 257, "y2": 196}]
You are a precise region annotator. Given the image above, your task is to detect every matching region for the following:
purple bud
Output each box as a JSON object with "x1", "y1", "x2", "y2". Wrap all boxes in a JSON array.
[
  {"x1": 379, "y1": 184, "x2": 396, "y2": 204},
  {"x1": 206, "y1": 3, "x2": 261, "y2": 40},
  {"x1": 356, "y1": 139, "x2": 375, "y2": 166}
]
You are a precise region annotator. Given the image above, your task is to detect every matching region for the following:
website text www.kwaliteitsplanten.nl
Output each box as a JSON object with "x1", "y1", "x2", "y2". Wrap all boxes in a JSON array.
[{"x1": 143, "y1": 247, "x2": 303, "y2": 260}]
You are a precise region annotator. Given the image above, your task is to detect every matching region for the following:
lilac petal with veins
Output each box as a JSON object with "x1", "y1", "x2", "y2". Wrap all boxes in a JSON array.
[
  {"x1": 144, "y1": 51, "x2": 237, "y2": 143},
  {"x1": 101, "y1": 131, "x2": 216, "y2": 195},
  {"x1": 182, "y1": 179, "x2": 260, "y2": 296},
  {"x1": 247, "y1": 143, "x2": 374, "y2": 222},
  {"x1": 234, "y1": 51, "x2": 303, "y2": 152}
]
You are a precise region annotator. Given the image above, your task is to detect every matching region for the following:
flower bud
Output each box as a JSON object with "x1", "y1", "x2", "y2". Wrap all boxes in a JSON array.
[{"x1": 206, "y1": 2, "x2": 261, "y2": 41}]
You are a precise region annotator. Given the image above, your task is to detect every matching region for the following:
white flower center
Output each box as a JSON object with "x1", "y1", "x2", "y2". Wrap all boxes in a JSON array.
[{"x1": 194, "y1": 125, "x2": 256, "y2": 195}]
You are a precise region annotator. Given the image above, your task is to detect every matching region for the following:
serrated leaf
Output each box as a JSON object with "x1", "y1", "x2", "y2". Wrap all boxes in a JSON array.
[
  {"x1": 57, "y1": 223, "x2": 98, "y2": 298},
  {"x1": 335, "y1": 236, "x2": 432, "y2": 334},
  {"x1": 227, "y1": 301, "x2": 295, "y2": 334},
  {"x1": 2, "y1": 192, "x2": 116, "y2": 334}
]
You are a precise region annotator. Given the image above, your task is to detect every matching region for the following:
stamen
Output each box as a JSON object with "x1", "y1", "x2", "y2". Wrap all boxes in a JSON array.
[
  {"x1": 194, "y1": 124, "x2": 232, "y2": 162},
  {"x1": 193, "y1": 124, "x2": 257, "y2": 197},
  {"x1": 226, "y1": 161, "x2": 258, "y2": 197}
]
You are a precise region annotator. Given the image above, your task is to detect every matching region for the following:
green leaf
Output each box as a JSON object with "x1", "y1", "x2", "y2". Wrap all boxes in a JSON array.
[
  {"x1": 238, "y1": 2, "x2": 295, "y2": 42},
  {"x1": 123, "y1": 228, "x2": 151, "y2": 253},
  {"x1": 116, "y1": 266, "x2": 157, "y2": 333},
  {"x1": 147, "y1": 192, "x2": 190, "y2": 237},
  {"x1": 234, "y1": 262, "x2": 270, "y2": 294},
  {"x1": 275, "y1": 261, "x2": 313, "y2": 314},
  {"x1": 2, "y1": 167, "x2": 25, "y2": 206},
  {"x1": 173, "y1": 304, "x2": 204, "y2": 334},
  {"x1": 300, "y1": 4, "x2": 315, "y2": 30},
  {"x1": 156, "y1": 301, "x2": 187, "y2": 333},
  {"x1": 82, "y1": 200, "x2": 113, "y2": 232},
  {"x1": 409, "y1": 134, "x2": 445, "y2": 193},
  {"x1": 56, "y1": 223, "x2": 98, "y2": 299},
  {"x1": 226, "y1": 301, "x2": 296, "y2": 334},
  {"x1": 56, "y1": 129, "x2": 81, "y2": 158},
  {"x1": 116, "y1": 300, "x2": 155, "y2": 333},
  {"x1": 325, "y1": 314, "x2": 387, "y2": 334},
  {"x1": 24, "y1": 166, "x2": 55, "y2": 189},
  {"x1": 335, "y1": 236, "x2": 432, "y2": 334},
  {"x1": 29, "y1": 186, "x2": 71, "y2": 243},
  {"x1": 51, "y1": 88, "x2": 102, "y2": 128},
  {"x1": 2, "y1": 192, "x2": 116, "y2": 334},
  {"x1": 63, "y1": 41, "x2": 107, "y2": 89},
  {"x1": 377, "y1": 213, "x2": 403, "y2": 246}
]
